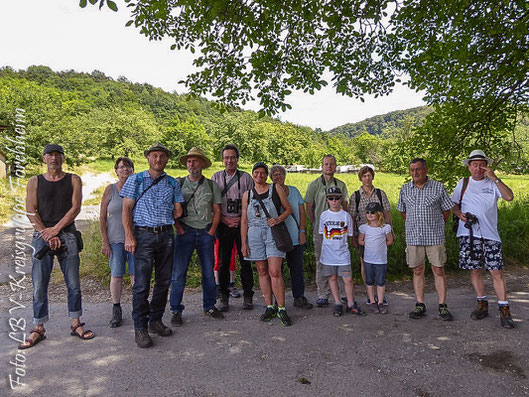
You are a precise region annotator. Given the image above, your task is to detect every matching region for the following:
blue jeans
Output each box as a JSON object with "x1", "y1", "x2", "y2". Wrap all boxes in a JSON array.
[
  {"x1": 284, "y1": 244, "x2": 306, "y2": 299},
  {"x1": 132, "y1": 227, "x2": 174, "y2": 330},
  {"x1": 364, "y1": 261, "x2": 388, "y2": 287},
  {"x1": 170, "y1": 224, "x2": 217, "y2": 313},
  {"x1": 31, "y1": 230, "x2": 82, "y2": 324}
]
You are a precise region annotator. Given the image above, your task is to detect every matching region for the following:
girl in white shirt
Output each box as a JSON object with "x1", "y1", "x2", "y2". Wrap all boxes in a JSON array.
[{"x1": 358, "y1": 202, "x2": 394, "y2": 314}]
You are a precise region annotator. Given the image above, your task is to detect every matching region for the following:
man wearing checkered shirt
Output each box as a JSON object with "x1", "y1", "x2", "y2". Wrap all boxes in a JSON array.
[{"x1": 397, "y1": 158, "x2": 456, "y2": 321}]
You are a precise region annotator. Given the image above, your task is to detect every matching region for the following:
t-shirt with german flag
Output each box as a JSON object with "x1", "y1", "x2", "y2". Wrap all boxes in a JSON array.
[{"x1": 318, "y1": 209, "x2": 354, "y2": 266}]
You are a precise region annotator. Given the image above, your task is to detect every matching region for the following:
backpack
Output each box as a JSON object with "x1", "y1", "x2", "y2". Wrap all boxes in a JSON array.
[{"x1": 354, "y1": 188, "x2": 384, "y2": 214}]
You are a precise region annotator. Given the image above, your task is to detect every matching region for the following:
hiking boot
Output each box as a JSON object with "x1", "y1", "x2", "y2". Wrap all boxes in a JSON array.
[
  {"x1": 229, "y1": 285, "x2": 241, "y2": 298},
  {"x1": 409, "y1": 303, "x2": 426, "y2": 319},
  {"x1": 260, "y1": 306, "x2": 277, "y2": 322},
  {"x1": 470, "y1": 299, "x2": 489, "y2": 320},
  {"x1": 438, "y1": 303, "x2": 453, "y2": 321},
  {"x1": 171, "y1": 312, "x2": 183, "y2": 327},
  {"x1": 218, "y1": 293, "x2": 229, "y2": 312},
  {"x1": 204, "y1": 307, "x2": 224, "y2": 319},
  {"x1": 109, "y1": 305, "x2": 122, "y2": 328},
  {"x1": 316, "y1": 298, "x2": 329, "y2": 308},
  {"x1": 499, "y1": 305, "x2": 515, "y2": 329},
  {"x1": 346, "y1": 302, "x2": 367, "y2": 316},
  {"x1": 135, "y1": 329, "x2": 153, "y2": 348},
  {"x1": 243, "y1": 295, "x2": 254, "y2": 310},
  {"x1": 148, "y1": 320, "x2": 173, "y2": 336},
  {"x1": 333, "y1": 304, "x2": 343, "y2": 317},
  {"x1": 294, "y1": 296, "x2": 313, "y2": 309},
  {"x1": 277, "y1": 309, "x2": 293, "y2": 326}
]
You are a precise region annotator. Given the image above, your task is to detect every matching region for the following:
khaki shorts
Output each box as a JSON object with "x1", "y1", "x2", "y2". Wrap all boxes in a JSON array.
[{"x1": 406, "y1": 244, "x2": 446, "y2": 268}]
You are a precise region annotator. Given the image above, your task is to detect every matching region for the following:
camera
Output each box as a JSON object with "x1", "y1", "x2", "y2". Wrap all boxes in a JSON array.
[
  {"x1": 464, "y1": 212, "x2": 478, "y2": 229},
  {"x1": 34, "y1": 237, "x2": 66, "y2": 260},
  {"x1": 226, "y1": 198, "x2": 242, "y2": 214}
]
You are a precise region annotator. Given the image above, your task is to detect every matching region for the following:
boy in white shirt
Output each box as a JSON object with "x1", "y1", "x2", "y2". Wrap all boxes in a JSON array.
[{"x1": 319, "y1": 187, "x2": 366, "y2": 317}]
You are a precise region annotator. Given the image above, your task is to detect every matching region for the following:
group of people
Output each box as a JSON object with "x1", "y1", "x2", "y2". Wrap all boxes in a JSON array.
[{"x1": 18, "y1": 143, "x2": 516, "y2": 350}]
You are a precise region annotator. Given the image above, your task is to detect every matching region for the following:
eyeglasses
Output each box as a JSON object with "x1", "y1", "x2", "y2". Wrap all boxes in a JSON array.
[
  {"x1": 327, "y1": 196, "x2": 341, "y2": 201},
  {"x1": 366, "y1": 211, "x2": 377, "y2": 215}
]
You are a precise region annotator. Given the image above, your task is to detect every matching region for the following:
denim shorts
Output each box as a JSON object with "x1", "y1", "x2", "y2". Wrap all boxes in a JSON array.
[
  {"x1": 245, "y1": 225, "x2": 286, "y2": 261},
  {"x1": 364, "y1": 261, "x2": 387, "y2": 287},
  {"x1": 109, "y1": 243, "x2": 135, "y2": 277}
]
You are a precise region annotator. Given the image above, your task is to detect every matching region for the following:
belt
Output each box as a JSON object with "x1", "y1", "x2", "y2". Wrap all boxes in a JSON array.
[{"x1": 135, "y1": 225, "x2": 173, "y2": 233}]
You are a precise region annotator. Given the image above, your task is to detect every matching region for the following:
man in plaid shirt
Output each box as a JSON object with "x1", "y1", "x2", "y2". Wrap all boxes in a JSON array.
[{"x1": 397, "y1": 158, "x2": 455, "y2": 321}]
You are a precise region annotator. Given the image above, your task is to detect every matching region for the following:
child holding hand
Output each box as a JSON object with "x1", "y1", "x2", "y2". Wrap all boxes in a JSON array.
[
  {"x1": 319, "y1": 186, "x2": 366, "y2": 317},
  {"x1": 358, "y1": 202, "x2": 394, "y2": 314}
]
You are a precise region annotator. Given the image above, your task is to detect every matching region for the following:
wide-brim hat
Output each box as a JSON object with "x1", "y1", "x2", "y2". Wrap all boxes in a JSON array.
[
  {"x1": 144, "y1": 142, "x2": 173, "y2": 158},
  {"x1": 180, "y1": 147, "x2": 212, "y2": 168},
  {"x1": 462, "y1": 150, "x2": 493, "y2": 166}
]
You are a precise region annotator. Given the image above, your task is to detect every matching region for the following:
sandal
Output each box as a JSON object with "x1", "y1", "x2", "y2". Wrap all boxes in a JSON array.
[
  {"x1": 70, "y1": 322, "x2": 95, "y2": 340},
  {"x1": 18, "y1": 327, "x2": 46, "y2": 350}
]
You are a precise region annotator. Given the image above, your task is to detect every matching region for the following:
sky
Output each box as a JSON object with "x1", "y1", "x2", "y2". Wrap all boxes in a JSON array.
[{"x1": 0, "y1": 0, "x2": 426, "y2": 131}]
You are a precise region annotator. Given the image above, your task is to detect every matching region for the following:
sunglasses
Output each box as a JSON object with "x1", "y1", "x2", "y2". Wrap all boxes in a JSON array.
[
  {"x1": 366, "y1": 211, "x2": 378, "y2": 215},
  {"x1": 327, "y1": 196, "x2": 341, "y2": 201}
]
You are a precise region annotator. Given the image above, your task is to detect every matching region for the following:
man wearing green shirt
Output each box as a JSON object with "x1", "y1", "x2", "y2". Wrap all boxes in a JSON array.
[
  {"x1": 170, "y1": 147, "x2": 224, "y2": 325},
  {"x1": 305, "y1": 154, "x2": 349, "y2": 307}
]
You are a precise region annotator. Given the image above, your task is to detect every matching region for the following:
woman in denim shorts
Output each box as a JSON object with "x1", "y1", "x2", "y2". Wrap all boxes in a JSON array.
[
  {"x1": 100, "y1": 157, "x2": 135, "y2": 328},
  {"x1": 241, "y1": 162, "x2": 294, "y2": 326}
]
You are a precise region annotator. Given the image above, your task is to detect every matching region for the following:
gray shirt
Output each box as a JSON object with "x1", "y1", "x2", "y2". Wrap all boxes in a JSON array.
[
  {"x1": 211, "y1": 170, "x2": 254, "y2": 218},
  {"x1": 107, "y1": 184, "x2": 126, "y2": 243}
]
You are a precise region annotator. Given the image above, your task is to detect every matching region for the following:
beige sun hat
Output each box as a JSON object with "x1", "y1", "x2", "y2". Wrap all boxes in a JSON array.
[
  {"x1": 462, "y1": 150, "x2": 493, "y2": 166},
  {"x1": 179, "y1": 147, "x2": 212, "y2": 168}
]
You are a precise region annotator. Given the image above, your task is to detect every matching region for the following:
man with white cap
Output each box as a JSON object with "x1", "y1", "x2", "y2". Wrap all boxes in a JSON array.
[{"x1": 451, "y1": 150, "x2": 515, "y2": 328}]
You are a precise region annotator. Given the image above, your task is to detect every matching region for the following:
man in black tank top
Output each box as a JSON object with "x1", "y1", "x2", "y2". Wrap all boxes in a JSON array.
[{"x1": 19, "y1": 144, "x2": 94, "y2": 349}]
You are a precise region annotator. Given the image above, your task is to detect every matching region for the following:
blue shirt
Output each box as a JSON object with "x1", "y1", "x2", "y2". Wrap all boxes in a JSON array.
[
  {"x1": 285, "y1": 186, "x2": 304, "y2": 245},
  {"x1": 120, "y1": 171, "x2": 184, "y2": 227}
]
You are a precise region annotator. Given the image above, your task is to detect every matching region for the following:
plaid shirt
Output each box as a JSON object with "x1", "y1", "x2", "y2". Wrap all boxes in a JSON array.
[
  {"x1": 120, "y1": 171, "x2": 184, "y2": 227},
  {"x1": 349, "y1": 186, "x2": 391, "y2": 233},
  {"x1": 396, "y1": 178, "x2": 453, "y2": 246}
]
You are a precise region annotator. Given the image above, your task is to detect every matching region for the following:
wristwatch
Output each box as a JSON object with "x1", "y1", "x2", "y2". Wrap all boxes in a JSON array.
[{"x1": 494, "y1": 178, "x2": 501, "y2": 184}]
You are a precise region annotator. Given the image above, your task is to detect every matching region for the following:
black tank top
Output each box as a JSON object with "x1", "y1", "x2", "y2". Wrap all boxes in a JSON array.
[{"x1": 37, "y1": 173, "x2": 74, "y2": 228}]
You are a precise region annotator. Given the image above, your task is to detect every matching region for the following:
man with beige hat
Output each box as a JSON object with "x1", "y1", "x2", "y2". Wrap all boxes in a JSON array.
[
  {"x1": 451, "y1": 150, "x2": 515, "y2": 328},
  {"x1": 170, "y1": 147, "x2": 224, "y2": 325}
]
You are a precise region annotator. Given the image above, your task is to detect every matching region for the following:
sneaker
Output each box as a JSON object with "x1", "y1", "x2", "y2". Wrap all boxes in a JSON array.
[
  {"x1": 243, "y1": 295, "x2": 254, "y2": 310},
  {"x1": 171, "y1": 312, "x2": 183, "y2": 326},
  {"x1": 293, "y1": 296, "x2": 313, "y2": 309},
  {"x1": 366, "y1": 296, "x2": 372, "y2": 305},
  {"x1": 346, "y1": 302, "x2": 367, "y2": 316},
  {"x1": 409, "y1": 303, "x2": 426, "y2": 319},
  {"x1": 499, "y1": 305, "x2": 515, "y2": 329},
  {"x1": 316, "y1": 298, "x2": 329, "y2": 308},
  {"x1": 438, "y1": 304, "x2": 453, "y2": 321},
  {"x1": 378, "y1": 304, "x2": 387, "y2": 314},
  {"x1": 109, "y1": 305, "x2": 122, "y2": 328},
  {"x1": 148, "y1": 320, "x2": 173, "y2": 336},
  {"x1": 333, "y1": 304, "x2": 343, "y2": 317},
  {"x1": 382, "y1": 296, "x2": 389, "y2": 306},
  {"x1": 204, "y1": 307, "x2": 224, "y2": 319},
  {"x1": 135, "y1": 329, "x2": 153, "y2": 348},
  {"x1": 341, "y1": 297, "x2": 348, "y2": 304},
  {"x1": 470, "y1": 299, "x2": 489, "y2": 320},
  {"x1": 229, "y1": 285, "x2": 241, "y2": 298},
  {"x1": 218, "y1": 293, "x2": 229, "y2": 312},
  {"x1": 370, "y1": 304, "x2": 380, "y2": 314},
  {"x1": 260, "y1": 306, "x2": 277, "y2": 322},
  {"x1": 277, "y1": 309, "x2": 293, "y2": 326}
]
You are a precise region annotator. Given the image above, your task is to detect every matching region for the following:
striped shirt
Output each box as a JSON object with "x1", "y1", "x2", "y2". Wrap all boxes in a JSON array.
[
  {"x1": 120, "y1": 171, "x2": 184, "y2": 227},
  {"x1": 396, "y1": 178, "x2": 453, "y2": 246}
]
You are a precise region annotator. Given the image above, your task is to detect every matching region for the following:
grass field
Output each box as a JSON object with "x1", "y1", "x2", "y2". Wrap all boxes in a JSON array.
[{"x1": 71, "y1": 159, "x2": 529, "y2": 288}]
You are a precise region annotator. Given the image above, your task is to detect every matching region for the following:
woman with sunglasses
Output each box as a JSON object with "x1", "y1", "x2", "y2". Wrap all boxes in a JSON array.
[
  {"x1": 349, "y1": 165, "x2": 392, "y2": 305},
  {"x1": 241, "y1": 162, "x2": 294, "y2": 326},
  {"x1": 100, "y1": 157, "x2": 135, "y2": 328}
]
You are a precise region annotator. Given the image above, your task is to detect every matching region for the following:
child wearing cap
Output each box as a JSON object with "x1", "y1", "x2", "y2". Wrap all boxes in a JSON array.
[
  {"x1": 319, "y1": 186, "x2": 366, "y2": 317},
  {"x1": 358, "y1": 202, "x2": 394, "y2": 313}
]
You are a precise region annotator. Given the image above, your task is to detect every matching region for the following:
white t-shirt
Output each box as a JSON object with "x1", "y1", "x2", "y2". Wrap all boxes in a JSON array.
[
  {"x1": 319, "y1": 209, "x2": 353, "y2": 266},
  {"x1": 358, "y1": 224, "x2": 392, "y2": 264},
  {"x1": 451, "y1": 177, "x2": 502, "y2": 242}
]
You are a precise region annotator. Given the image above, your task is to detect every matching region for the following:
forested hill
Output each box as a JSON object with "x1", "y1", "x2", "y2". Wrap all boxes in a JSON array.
[
  {"x1": 0, "y1": 65, "x2": 332, "y2": 167},
  {"x1": 329, "y1": 106, "x2": 433, "y2": 138}
]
